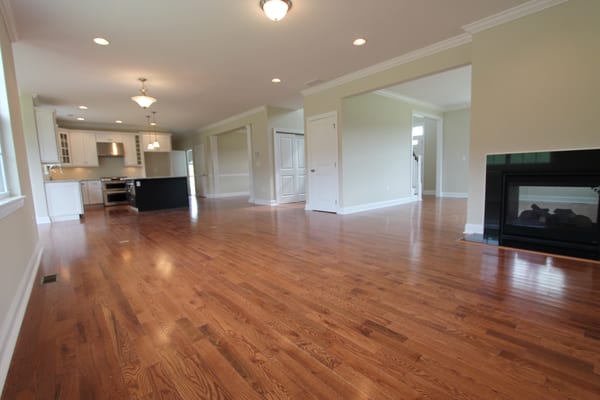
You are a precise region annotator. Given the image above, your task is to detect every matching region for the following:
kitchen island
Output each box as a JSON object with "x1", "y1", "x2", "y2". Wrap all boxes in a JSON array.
[{"x1": 126, "y1": 176, "x2": 189, "y2": 212}]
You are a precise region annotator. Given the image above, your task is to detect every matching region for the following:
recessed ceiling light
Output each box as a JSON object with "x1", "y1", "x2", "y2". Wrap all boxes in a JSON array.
[
  {"x1": 115, "y1": 120, "x2": 123, "y2": 124},
  {"x1": 150, "y1": 122, "x2": 157, "y2": 126},
  {"x1": 353, "y1": 38, "x2": 367, "y2": 46},
  {"x1": 78, "y1": 105, "x2": 88, "y2": 110},
  {"x1": 272, "y1": 78, "x2": 281, "y2": 83},
  {"x1": 93, "y1": 37, "x2": 110, "y2": 46},
  {"x1": 76, "y1": 117, "x2": 85, "y2": 121}
]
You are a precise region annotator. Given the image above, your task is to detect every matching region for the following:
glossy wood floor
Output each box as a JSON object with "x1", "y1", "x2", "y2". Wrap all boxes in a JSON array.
[{"x1": 3, "y1": 197, "x2": 600, "y2": 399}]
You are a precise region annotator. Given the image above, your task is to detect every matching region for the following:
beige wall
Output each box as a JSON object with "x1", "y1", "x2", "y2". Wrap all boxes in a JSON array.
[
  {"x1": 0, "y1": 9, "x2": 41, "y2": 388},
  {"x1": 467, "y1": 0, "x2": 600, "y2": 230},
  {"x1": 422, "y1": 117, "x2": 438, "y2": 194},
  {"x1": 216, "y1": 129, "x2": 249, "y2": 194},
  {"x1": 144, "y1": 152, "x2": 171, "y2": 177},
  {"x1": 442, "y1": 108, "x2": 470, "y2": 195}
]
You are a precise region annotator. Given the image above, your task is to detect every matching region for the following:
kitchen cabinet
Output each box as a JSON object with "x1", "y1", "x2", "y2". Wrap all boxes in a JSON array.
[
  {"x1": 95, "y1": 133, "x2": 123, "y2": 143},
  {"x1": 69, "y1": 131, "x2": 99, "y2": 167},
  {"x1": 45, "y1": 181, "x2": 83, "y2": 222},
  {"x1": 57, "y1": 129, "x2": 71, "y2": 165},
  {"x1": 80, "y1": 180, "x2": 103, "y2": 205},
  {"x1": 142, "y1": 133, "x2": 172, "y2": 152},
  {"x1": 35, "y1": 108, "x2": 59, "y2": 163},
  {"x1": 124, "y1": 134, "x2": 143, "y2": 167}
]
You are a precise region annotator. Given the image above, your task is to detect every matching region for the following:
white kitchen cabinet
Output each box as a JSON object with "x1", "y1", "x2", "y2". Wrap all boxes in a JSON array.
[
  {"x1": 35, "y1": 108, "x2": 59, "y2": 163},
  {"x1": 45, "y1": 181, "x2": 83, "y2": 222},
  {"x1": 80, "y1": 180, "x2": 103, "y2": 205},
  {"x1": 69, "y1": 131, "x2": 99, "y2": 167},
  {"x1": 142, "y1": 133, "x2": 172, "y2": 152},
  {"x1": 57, "y1": 129, "x2": 71, "y2": 165},
  {"x1": 124, "y1": 134, "x2": 143, "y2": 167},
  {"x1": 95, "y1": 133, "x2": 123, "y2": 143}
]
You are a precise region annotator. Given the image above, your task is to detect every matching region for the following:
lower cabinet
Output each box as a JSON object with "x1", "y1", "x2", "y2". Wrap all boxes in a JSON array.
[
  {"x1": 45, "y1": 181, "x2": 83, "y2": 222},
  {"x1": 80, "y1": 180, "x2": 103, "y2": 205}
]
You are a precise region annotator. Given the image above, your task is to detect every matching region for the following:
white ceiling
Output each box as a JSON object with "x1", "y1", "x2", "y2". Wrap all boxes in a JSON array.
[
  {"x1": 382, "y1": 65, "x2": 472, "y2": 111},
  {"x1": 9, "y1": 0, "x2": 528, "y2": 135}
]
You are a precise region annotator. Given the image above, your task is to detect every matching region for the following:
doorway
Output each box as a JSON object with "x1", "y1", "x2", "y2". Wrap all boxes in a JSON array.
[
  {"x1": 412, "y1": 113, "x2": 442, "y2": 197},
  {"x1": 274, "y1": 130, "x2": 305, "y2": 204},
  {"x1": 306, "y1": 112, "x2": 339, "y2": 212},
  {"x1": 186, "y1": 149, "x2": 196, "y2": 196}
]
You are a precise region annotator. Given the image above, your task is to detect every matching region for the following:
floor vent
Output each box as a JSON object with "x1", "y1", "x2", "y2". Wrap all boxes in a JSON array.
[{"x1": 41, "y1": 274, "x2": 58, "y2": 285}]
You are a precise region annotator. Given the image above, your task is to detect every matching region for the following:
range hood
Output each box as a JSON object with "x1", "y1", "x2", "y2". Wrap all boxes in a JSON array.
[{"x1": 97, "y1": 142, "x2": 124, "y2": 157}]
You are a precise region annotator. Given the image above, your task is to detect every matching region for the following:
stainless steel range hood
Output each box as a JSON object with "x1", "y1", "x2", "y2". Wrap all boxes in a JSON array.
[{"x1": 97, "y1": 142, "x2": 124, "y2": 157}]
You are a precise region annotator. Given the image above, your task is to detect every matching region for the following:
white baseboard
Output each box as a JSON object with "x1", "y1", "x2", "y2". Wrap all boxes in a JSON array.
[
  {"x1": 36, "y1": 216, "x2": 51, "y2": 224},
  {"x1": 0, "y1": 240, "x2": 43, "y2": 395},
  {"x1": 442, "y1": 192, "x2": 468, "y2": 198},
  {"x1": 206, "y1": 192, "x2": 250, "y2": 199},
  {"x1": 338, "y1": 196, "x2": 419, "y2": 215},
  {"x1": 422, "y1": 190, "x2": 436, "y2": 196},
  {"x1": 50, "y1": 215, "x2": 80, "y2": 222},
  {"x1": 464, "y1": 223, "x2": 484, "y2": 234},
  {"x1": 254, "y1": 199, "x2": 278, "y2": 206}
]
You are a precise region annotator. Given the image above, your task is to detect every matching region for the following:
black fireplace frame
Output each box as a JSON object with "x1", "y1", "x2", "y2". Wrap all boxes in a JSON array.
[{"x1": 483, "y1": 149, "x2": 600, "y2": 260}]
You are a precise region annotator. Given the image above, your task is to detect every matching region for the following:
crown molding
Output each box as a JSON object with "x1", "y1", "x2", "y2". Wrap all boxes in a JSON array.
[
  {"x1": 199, "y1": 106, "x2": 267, "y2": 133},
  {"x1": 462, "y1": 0, "x2": 569, "y2": 34},
  {"x1": 0, "y1": 0, "x2": 18, "y2": 42},
  {"x1": 301, "y1": 33, "x2": 472, "y2": 97},
  {"x1": 375, "y1": 90, "x2": 444, "y2": 112}
]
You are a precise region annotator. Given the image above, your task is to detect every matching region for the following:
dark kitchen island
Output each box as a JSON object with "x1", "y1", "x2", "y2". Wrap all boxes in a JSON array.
[{"x1": 126, "y1": 176, "x2": 189, "y2": 212}]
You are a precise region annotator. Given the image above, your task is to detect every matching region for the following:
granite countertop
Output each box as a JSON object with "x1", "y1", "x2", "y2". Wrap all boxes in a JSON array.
[
  {"x1": 44, "y1": 179, "x2": 82, "y2": 184},
  {"x1": 127, "y1": 176, "x2": 186, "y2": 180}
]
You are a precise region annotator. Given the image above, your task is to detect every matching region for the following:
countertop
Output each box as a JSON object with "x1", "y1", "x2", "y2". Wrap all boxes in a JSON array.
[{"x1": 127, "y1": 176, "x2": 186, "y2": 180}]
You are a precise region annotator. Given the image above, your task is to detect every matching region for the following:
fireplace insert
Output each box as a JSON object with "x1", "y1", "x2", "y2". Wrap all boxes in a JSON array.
[{"x1": 484, "y1": 150, "x2": 600, "y2": 260}]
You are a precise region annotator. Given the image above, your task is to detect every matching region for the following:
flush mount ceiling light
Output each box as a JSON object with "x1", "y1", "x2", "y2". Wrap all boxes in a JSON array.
[
  {"x1": 93, "y1": 37, "x2": 110, "y2": 46},
  {"x1": 115, "y1": 120, "x2": 123, "y2": 124},
  {"x1": 131, "y1": 77, "x2": 157, "y2": 109},
  {"x1": 76, "y1": 117, "x2": 85, "y2": 121},
  {"x1": 260, "y1": 0, "x2": 292, "y2": 22},
  {"x1": 353, "y1": 38, "x2": 367, "y2": 46},
  {"x1": 78, "y1": 105, "x2": 88, "y2": 110},
  {"x1": 272, "y1": 78, "x2": 281, "y2": 83}
]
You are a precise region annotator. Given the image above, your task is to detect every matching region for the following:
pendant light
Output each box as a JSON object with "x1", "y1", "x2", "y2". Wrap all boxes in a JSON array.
[
  {"x1": 146, "y1": 115, "x2": 155, "y2": 150},
  {"x1": 151, "y1": 111, "x2": 160, "y2": 149},
  {"x1": 260, "y1": 0, "x2": 292, "y2": 22},
  {"x1": 132, "y1": 78, "x2": 157, "y2": 108}
]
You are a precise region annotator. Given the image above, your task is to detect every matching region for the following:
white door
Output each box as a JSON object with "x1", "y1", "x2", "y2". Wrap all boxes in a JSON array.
[
  {"x1": 170, "y1": 150, "x2": 187, "y2": 177},
  {"x1": 274, "y1": 132, "x2": 305, "y2": 204},
  {"x1": 307, "y1": 113, "x2": 338, "y2": 212},
  {"x1": 194, "y1": 144, "x2": 208, "y2": 197}
]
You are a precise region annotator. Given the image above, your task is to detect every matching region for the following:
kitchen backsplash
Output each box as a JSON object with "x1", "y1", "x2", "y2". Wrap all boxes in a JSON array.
[{"x1": 49, "y1": 157, "x2": 145, "y2": 180}]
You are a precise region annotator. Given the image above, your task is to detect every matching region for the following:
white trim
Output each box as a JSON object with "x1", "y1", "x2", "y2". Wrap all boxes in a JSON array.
[
  {"x1": 462, "y1": 0, "x2": 569, "y2": 34},
  {"x1": 245, "y1": 125, "x2": 255, "y2": 203},
  {"x1": 444, "y1": 103, "x2": 472, "y2": 112},
  {"x1": 199, "y1": 106, "x2": 267, "y2": 133},
  {"x1": 254, "y1": 199, "x2": 278, "y2": 206},
  {"x1": 442, "y1": 192, "x2": 468, "y2": 198},
  {"x1": 0, "y1": 195, "x2": 24, "y2": 220},
  {"x1": 36, "y1": 216, "x2": 51, "y2": 224},
  {"x1": 423, "y1": 190, "x2": 436, "y2": 196},
  {"x1": 50, "y1": 214, "x2": 81, "y2": 222},
  {"x1": 302, "y1": 34, "x2": 472, "y2": 96},
  {"x1": 0, "y1": 240, "x2": 43, "y2": 395},
  {"x1": 338, "y1": 196, "x2": 419, "y2": 215},
  {"x1": 0, "y1": 0, "x2": 18, "y2": 42},
  {"x1": 464, "y1": 223, "x2": 484, "y2": 234},
  {"x1": 206, "y1": 192, "x2": 250, "y2": 199},
  {"x1": 218, "y1": 173, "x2": 250, "y2": 177},
  {"x1": 376, "y1": 90, "x2": 444, "y2": 112}
]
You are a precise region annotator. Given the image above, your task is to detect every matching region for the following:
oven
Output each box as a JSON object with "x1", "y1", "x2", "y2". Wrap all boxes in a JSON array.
[{"x1": 101, "y1": 177, "x2": 128, "y2": 206}]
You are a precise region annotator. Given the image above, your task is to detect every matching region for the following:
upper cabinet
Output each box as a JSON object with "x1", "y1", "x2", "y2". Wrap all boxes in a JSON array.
[
  {"x1": 142, "y1": 133, "x2": 172, "y2": 152},
  {"x1": 124, "y1": 134, "x2": 143, "y2": 167},
  {"x1": 35, "y1": 108, "x2": 59, "y2": 163},
  {"x1": 95, "y1": 133, "x2": 123, "y2": 143},
  {"x1": 57, "y1": 129, "x2": 71, "y2": 165},
  {"x1": 69, "y1": 131, "x2": 99, "y2": 167}
]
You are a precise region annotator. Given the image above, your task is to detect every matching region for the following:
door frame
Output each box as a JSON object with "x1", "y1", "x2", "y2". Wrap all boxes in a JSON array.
[
  {"x1": 273, "y1": 128, "x2": 305, "y2": 205},
  {"x1": 305, "y1": 111, "x2": 339, "y2": 212},
  {"x1": 412, "y1": 111, "x2": 443, "y2": 198}
]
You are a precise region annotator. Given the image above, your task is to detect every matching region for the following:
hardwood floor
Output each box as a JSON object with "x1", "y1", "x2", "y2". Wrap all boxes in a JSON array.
[{"x1": 3, "y1": 197, "x2": 600, "y2": 399}]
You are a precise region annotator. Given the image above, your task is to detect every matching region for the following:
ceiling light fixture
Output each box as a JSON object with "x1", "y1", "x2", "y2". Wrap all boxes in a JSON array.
[
  {"x1": 353, "y1": 38, "x2": 367, "y2": 46},
  {"x1": 93, "y1": 37, "x2": 110, "y2": 46},
  {"x1": 115, "y1": 120, "x2": 123, "y2": 124},
  {"x1": 272, "y1": 78, "x2": 281, "y2": 83},
  {"x1": 131, "y1": 78, "x2": 157, "y2": 109},
  {"x1": 76, "y1": 117, "x2": 85, "y2": 121},
  {"x1": 146, "y1": 115, "x2": 154, "y2": 150},
  {"x1": 78, "y1": 105, "x2": 88, "y2": 110},
  {"x1": 260, "y1": 0, "x2": 292, "y2": 22}
]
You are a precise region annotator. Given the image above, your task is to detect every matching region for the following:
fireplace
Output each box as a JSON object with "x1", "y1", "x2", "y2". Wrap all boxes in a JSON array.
[{"x1": 484, "y1": 150, "x2": 600, "y2": 260}]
